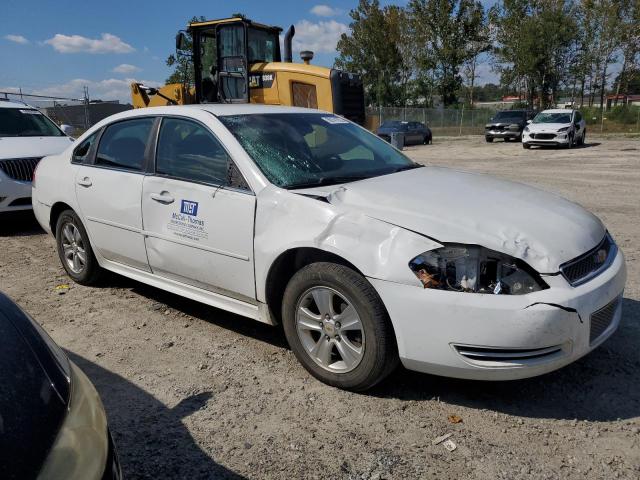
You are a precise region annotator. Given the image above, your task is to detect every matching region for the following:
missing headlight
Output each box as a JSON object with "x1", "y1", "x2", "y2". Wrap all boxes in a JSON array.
[{"x1": 409, "y1": 244, "x2": 548, "y2": 294}]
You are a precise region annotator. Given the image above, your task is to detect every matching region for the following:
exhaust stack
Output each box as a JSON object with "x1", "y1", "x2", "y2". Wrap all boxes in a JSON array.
[{"x1": 283, "y1": 25, "x2": 295, "y2": 63}]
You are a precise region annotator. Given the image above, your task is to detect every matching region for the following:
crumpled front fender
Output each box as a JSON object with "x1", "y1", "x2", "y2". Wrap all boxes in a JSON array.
[{"x1": 254, "y1": 187, "x2": 439, "y2": 302}]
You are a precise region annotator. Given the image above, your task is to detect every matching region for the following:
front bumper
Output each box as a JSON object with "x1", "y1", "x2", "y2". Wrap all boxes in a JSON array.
[
  {"x1": 0, "y1": 173, "x2": 33, "y2": 212},
  {"x1": 103, "y1": 430, "x2": 123, "y2": 480},
  {"x1": 523, "y1": 131, "x2": 570, "y2": 146},
  {"x1": 38, "y1": 363, "x2": 118, "y2": 479},
  {"x1": 370, "y1": 249, "x2": 626, "y2": 380},
  {"x1": 485, "y1": 129, "x2": 521, "y2": 139}
]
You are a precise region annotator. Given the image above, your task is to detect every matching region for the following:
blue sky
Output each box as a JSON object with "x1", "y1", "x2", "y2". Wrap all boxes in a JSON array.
[{"x1": 0, "y1": 0, "x2": 499, "y2": 103}]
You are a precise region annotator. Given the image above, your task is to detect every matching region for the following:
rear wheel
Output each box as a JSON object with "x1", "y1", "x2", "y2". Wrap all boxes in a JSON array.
[
  {"x1": 282, "y1": 262, "x2": 398, "y2": 391},
  {"x1": 55, "y1": 210, "x2": 102, "y2": 285},
  {"x1": 578, "y1": 129, "x2": 586, "y2": 146}
]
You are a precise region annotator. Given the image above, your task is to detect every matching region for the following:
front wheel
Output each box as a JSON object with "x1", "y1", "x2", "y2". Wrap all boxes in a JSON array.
[
  {"x1": 523, "y1": 143, "x2": 531, "y2": 149},
  {"x1": 565, "y1": 133, "x2": 574, "y2": 149},
  {"x1": 55, "y1": 210, "x2": 102, "y2": 285},
  {"x1": 485, "y1": 136, "x2": 494, "y2": 143},
  {"x1": 282, "y1": 263, "x2": 399, "y2": 391}
]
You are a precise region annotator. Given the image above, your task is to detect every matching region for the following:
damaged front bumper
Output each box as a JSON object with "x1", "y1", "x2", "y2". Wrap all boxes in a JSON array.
[{"x1": 369, "y1": 249, "x2": 626, "y2": 380}]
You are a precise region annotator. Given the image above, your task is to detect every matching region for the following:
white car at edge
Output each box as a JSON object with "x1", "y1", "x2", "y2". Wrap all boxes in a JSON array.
[
  {"x1": 522, "y1": 108, "x2": 587, "y2": 149},
  {"x1": 32, "y1": 105, "x2": 626, "y2": 391},
  {"x1": 0, "y1": 100, "x2": 73, "y2": 212}
]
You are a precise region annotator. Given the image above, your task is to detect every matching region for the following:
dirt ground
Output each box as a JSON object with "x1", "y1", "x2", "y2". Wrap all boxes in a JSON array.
[{"x1": 1, "y1": 136, "x2": 639, "y2": 479}]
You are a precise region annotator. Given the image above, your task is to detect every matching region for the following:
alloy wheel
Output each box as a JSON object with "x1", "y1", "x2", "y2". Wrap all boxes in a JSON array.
[
  {"x1": 60, "y1": 222, "x2": 86, "y2": 274},
  {"x1": 295, "y1": 287, "x2": 365, "y2": 373}
]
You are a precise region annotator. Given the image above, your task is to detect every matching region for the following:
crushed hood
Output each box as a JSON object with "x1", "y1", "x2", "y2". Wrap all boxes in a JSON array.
[
  {"x1": 300, "y1": 167, "x2": 605, "y2": 273},
  {"x1": 0, "y1": 136, "x2": 72, "y2": 158}
]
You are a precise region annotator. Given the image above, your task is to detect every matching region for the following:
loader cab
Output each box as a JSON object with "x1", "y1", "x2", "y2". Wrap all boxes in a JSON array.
[{"x1": 185, "y1": 18, "x2": 282, "y2": 104}]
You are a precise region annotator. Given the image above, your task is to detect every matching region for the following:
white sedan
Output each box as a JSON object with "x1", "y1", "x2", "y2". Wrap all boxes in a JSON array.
[
  {"x1": 32, "y1": 105, "x2": 626, "y2": 390},
  {"x1": 522, "y1": 108, "x2": 587, "y2": 149}
]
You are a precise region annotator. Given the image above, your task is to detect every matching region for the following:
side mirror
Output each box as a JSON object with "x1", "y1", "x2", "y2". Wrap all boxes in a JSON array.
[
  {"x1": 526, "y1": 119, "x2": 532, "y2": 124},
  {"x1": 60, "y1": 124, "x2": 74, "y2": 136},
  {"x1": 175, "y1": 31, "x2": 187, "y2": 51}
]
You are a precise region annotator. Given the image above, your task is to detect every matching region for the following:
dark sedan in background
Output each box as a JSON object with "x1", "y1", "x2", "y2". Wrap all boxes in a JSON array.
[
  {"x1": 376, "y1": 120, "x2": 432, "y2": 145},
  {"x1": 0, "y1": 292, "x2": 121, "y2": 480},
  {"x1": 485, "y1": 109, "x2": 534, "y2": 142}
]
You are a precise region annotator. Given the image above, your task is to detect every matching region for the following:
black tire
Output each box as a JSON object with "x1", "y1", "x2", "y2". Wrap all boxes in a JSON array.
[
  {"x1": 565, "y1": 133, "x2": 574, "y2": 149},
  {"x1": 578, "y1": 129, "x2": 586, "y2": 146},
  {"x1": 485, "y1": 136, "x2": 494, "y2": 143},
  {"x1": 55, "y1": 209, "x2": 102, "y2": 285},
  {"x1": 523, "y1": 143, "x2": 531, "y2": 149},
  {"x1": 282, "y1": 262, "x2": 399, "y2": 391}
]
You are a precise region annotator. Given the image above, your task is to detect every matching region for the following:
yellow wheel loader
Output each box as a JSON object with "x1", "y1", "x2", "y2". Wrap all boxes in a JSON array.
[{"x1": 131, "y1": 17, "x2": 365, "y2": 124}]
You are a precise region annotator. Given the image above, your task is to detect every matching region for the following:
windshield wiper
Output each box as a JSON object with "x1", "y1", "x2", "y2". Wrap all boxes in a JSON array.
[
  {"x1": 286, "y1": 174, "x2": 372, "y2": 190},
  {"x1": 286, "y1": 165, "x2": 423, "y2": 190},
  {"x1": 391, "y1": 164, "x2": 423, "y2": 173}
]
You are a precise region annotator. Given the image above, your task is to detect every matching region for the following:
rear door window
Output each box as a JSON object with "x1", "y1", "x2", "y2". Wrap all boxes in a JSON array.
[
  {"x1": 95, "y1": 118, "x2": 153, "y2": 171},
  {"x1": 156, "y1": 117, "x2": 249, "y2": 190}
]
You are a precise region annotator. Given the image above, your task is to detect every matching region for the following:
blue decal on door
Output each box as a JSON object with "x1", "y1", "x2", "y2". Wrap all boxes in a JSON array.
[{"x1": 180, "y1": 200, "x2": 199, "y2": 216}]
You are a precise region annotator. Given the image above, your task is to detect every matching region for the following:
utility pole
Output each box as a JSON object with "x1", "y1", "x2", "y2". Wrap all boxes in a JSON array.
[{"x1": 83, "y1": 85, "x2": 90, "y2": 130}]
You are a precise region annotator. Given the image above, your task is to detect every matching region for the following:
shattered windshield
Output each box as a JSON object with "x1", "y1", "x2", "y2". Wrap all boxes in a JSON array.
[
  {"x1": 219, "y1": 113, "x2": 419, "y2": 189},
  {"x1": 0, "y1": 108, "x2": 64, "y2": 137},
  {"x1": 533, "y1": 112, "x2": 572, "y2": 124}
]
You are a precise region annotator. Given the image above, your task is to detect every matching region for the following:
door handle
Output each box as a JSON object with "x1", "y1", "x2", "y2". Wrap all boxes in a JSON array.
[
  {"x1": 77, "y1": 177, "x2": 92, "y2": 187},
  {"x1": 150, "y1": 192, "x2": 175, "y2": 204}
]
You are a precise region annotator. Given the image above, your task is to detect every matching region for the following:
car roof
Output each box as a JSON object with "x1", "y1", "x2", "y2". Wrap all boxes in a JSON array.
[
  {"x1": 0, "y1": 100, "x2": 36, "y2": 109},
  {"x1": 125, "y1": 103, "x2": 329, "y2": 117},
  {"x1": 539, "y1": 109, "x2": 574, "y2": 113}
]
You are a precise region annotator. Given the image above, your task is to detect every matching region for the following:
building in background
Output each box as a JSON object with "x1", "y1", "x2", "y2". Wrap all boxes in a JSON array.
[{"x1": 43, "y1": 100, "x2": 132, "y2": 134}]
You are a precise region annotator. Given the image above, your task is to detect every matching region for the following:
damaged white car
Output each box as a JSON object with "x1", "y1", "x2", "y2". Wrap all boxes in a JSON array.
[{"x1": 32, "y1": 105, "x2": 626, "y2": 391}]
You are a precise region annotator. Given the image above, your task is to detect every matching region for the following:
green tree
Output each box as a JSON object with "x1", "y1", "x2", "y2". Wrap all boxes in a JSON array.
[
  {"x1": 335, "y1": 0, "x2": 409, "y2": 106},
  {"x1": 165, "y1": 16, "x2": 206, "y2": 85},
  {"x1": 489, "y1": 0, "x2": 577, "y2": 109},
  {"x1": 615, "y1": 68, "x2": 640, "y2": 95},
  {"x1": 408, "y1": 0, "x2": 487, "y2": 107},
  {"x1": 613, "y1": 1, "x2": 640, "y2": 102}
]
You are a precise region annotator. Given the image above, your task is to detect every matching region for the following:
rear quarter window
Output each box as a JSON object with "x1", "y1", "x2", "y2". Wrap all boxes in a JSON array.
[{"x1": 71, "y1": 132, "x2": 98, "y2": 164}]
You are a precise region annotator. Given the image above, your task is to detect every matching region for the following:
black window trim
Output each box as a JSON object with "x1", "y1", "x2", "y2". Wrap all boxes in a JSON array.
[
  {"x1": 152, "y1": 115, "x2": 253, "y2": 195},
  {"x1": 85, "y1": 116, "x2": 158, "y2": 175}
]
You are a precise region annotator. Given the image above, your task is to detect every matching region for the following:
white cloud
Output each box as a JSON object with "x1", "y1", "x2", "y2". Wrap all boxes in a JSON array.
[
  {"x1": 292, "y1": 20, "x2": 348, "y2": 54},
  {"x1": 4, "y1": 34, "x2": 29, "y2": 44},
  {"x1": 31, "y1": 78, "x2": 161, "y2": 103},
  {"x1": 112, "y1": 63, "x2": 141, "y2": 74},
  {"x1": 473, "y1": 62, "x2": 500, "y2": 85},
  {"x1": 44, "y1": 33, "x2": 134, "y2": 54},
  {"x1": 310, "y1": 5, "x2": 341, "y2": 17}
]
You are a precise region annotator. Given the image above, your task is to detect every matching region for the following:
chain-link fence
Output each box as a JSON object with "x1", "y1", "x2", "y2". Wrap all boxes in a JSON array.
[
  {"x1": 366, "y1": 106, "x2": 499, "y2": 136},
  {"x1": 366, "y1": 105, "x2": 640, "y2": 136},
  {"x1": 1, "y1": 90, "x2": 131, "y2": 137}
]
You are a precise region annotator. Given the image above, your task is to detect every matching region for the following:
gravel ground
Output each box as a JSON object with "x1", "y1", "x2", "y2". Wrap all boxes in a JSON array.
[{"x1": 1, "y1": 136, "x2": 639, "y2": 479}]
